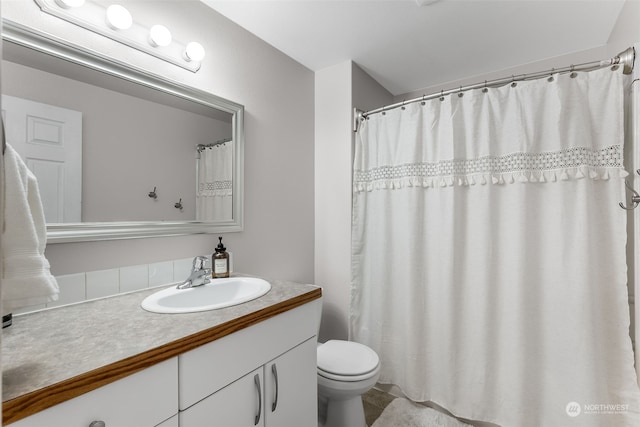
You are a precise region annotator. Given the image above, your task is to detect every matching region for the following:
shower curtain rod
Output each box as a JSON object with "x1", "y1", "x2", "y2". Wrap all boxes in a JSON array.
[
  {"x1": 354, "y1": 46, "x2": 636, "y2": 130},
  {"x1": 196, "y1": 138, "x2": 231, "y2": 152}
]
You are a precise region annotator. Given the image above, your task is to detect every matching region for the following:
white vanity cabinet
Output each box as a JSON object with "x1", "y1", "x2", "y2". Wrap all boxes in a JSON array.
[
  {"x1": 178, "y1": 300, "x2": 320, "y2": 427},
  {"x1": 5, "y1": 296, "x2": 322, "y2": 427},
  {"x1": 10, "y1": 358, "x2": 178, "y2": 427}
]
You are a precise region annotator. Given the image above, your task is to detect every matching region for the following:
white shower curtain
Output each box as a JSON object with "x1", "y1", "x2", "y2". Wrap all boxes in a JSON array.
[
  {"x1": 196, "y1": 142, "x2": 233, "y2": 221},
  {"x1": 351, "y1": 67, "x2": 640, "y2": 426}
]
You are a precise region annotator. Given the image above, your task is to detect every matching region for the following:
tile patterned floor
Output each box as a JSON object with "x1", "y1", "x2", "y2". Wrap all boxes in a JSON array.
[{"x1": 363, "y1": 388, "x2": 396, "y2": 426}]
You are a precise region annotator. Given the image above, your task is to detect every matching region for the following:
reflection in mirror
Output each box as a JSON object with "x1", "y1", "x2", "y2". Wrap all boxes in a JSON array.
[{"x1": 1, "y1": 21, "x2": 244, "y2": 242}]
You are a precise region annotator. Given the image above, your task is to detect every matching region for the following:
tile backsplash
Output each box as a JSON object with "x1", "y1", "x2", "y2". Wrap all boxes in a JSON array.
[{"x1": 16, "y1": 258, "x2": 195, "y2": 314}]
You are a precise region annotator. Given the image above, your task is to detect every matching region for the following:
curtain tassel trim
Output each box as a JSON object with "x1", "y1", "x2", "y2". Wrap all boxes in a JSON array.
[
  {"x1": 354, "y1": 167, "x2": 628, "y2": 192},
  {"x1": 198, "y1": 180, "x2": 233, "y2": 197},
  {"x1": 354, "y1": 145, "x2": 626, "y2": 192}
]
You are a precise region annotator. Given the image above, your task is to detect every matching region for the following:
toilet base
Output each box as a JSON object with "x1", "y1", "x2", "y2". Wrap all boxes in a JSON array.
[{"x1": 318, "y1": 394, "x2": 366, "y2": 427}]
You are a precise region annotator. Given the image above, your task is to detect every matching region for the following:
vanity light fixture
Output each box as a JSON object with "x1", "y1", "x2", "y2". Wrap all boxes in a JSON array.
[
  {"x1": 34, "y1": 0, "x2": 205, "y2": 72},
  {"x1": 149, "y1": 24, "x2": 172, "y2": 47},
  {"x1": 106, "y1": 4, "x2": 132, "y2": 30},
  {"x1": 184, "y1": 41, "x2": 206, "y2": 62}
]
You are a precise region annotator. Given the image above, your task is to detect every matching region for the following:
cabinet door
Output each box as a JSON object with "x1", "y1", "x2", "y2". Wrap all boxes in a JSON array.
[
  {"x1": 265, "y1": 337, "x2": 317, "y2": 427},
  {"x1": 180, "y1": 367, "x2": 265, "y2": 427},
  {"x1": 156, "y1": 414, "x2": 178, "y2": 427}
]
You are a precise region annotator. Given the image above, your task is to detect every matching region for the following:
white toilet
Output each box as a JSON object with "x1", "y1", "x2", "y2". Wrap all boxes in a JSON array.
[{"x1": 317, "y1": 339, "x2": 381, "y2": 427}]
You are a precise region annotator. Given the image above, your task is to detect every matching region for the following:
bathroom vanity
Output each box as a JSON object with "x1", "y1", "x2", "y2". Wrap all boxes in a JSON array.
[{"x1": 2, "y1": 277, "x2": 322, "y2": 426}]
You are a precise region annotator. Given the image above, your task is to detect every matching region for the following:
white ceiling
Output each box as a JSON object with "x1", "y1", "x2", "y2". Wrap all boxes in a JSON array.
[{"x1": 201, "y1": 0, "x2": 626, "y2": 96}]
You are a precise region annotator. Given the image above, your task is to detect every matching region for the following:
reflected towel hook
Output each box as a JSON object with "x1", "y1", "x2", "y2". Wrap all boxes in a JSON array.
[
  {"x1": 619, "y1": 180, "x2": 640, "y2": 210},
  {"x1": 148, "y1": 186, "x2": 158, "y2": 199}
]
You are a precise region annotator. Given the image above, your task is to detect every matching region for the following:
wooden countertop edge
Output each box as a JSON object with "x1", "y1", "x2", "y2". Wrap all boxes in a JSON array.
[{"x1": 3, "y1": 287, "x2": 322, "y2": 425}]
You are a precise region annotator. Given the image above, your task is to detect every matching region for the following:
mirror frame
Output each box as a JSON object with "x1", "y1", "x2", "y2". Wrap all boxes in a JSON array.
[{"x1": 2, "y1": 20, "x2": 244, "y2": 243}]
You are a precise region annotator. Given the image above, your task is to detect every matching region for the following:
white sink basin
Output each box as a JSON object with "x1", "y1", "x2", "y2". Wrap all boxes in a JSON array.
[{"x1": 141, "y1": 277, "x2": 271, "y2": 314}]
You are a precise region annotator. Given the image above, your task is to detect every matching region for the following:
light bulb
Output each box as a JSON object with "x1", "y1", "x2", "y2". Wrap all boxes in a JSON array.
[
  {"x1": 184, "y1": 42, "x2": 205, "y2": 62},
  {"x1": 149, "y1": 25, "x2": 172, "y2": 47},
  {"x1": 106, "y1": 5, "x2": 132, "y2": 30},
  {"x1": 54, "y1": 0, "x2": 85, "y2": 8}
]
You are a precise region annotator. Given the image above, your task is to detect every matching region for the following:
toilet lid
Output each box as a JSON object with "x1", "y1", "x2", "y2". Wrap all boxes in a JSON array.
[{"x1": 317, "y1": 340, "x2": 379, "y2": 377}]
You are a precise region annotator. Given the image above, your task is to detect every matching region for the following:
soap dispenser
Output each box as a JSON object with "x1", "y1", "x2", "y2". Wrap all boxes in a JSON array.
[{"x1": 212, "y1": 236, "x2": 230, "y2": 278}]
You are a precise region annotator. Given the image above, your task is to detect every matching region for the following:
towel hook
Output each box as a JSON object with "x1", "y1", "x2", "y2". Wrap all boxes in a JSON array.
[
  {"x1": 619, "y1": 180, "x2": 640, "y2": 210},
  {"x1": 174, "y1": 198, "x2": 183, "y2": 210}
]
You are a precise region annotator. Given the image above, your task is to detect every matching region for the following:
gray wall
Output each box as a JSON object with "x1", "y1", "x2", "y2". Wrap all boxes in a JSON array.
[
  {"x1": 314, "y1": 61, "x2": 393, "y2": 342},
  {"x1": 3, "y1": 1, "x2": 315, "y2": 284}
]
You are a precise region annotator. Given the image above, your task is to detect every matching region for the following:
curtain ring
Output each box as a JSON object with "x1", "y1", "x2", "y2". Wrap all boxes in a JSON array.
[
  {"x1": 482, "y1": 80, "x2": 488, "y2": 93},
  {"x1": 421, "y1": 94, "x2": 426, "y2": 105},
  {"x1": 511, "y1": 75, "x2": 517, "y2": 88},
  {"x1": 547, "y1": 68, "x2": 555, "y2": 82},
  {"x1": 439, "y1": 90, "x2": 445, "y2": 102},
  {"x1": 401, "y1": 100, "x2": 406, "y2": 110},
  {"x1": 570, "y1": 65, "x2": 577, "y2": 78},
  {"x1": 458, "y1": 86, "x2": 464, "y2": 98}
]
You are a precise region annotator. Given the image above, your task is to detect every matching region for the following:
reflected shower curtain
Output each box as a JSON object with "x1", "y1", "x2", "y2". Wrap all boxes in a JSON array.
[
  {"x1": 196, "y1": 142, "x2": 233, "y2": 221},
  {"x1": 351, "y1": 67, "x2": 640, "y2": 426}
]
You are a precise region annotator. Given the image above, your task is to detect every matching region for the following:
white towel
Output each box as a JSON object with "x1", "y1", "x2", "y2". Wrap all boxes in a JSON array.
[{"x1": 2, "y1": 144, "x2": 58, "y2": 313}]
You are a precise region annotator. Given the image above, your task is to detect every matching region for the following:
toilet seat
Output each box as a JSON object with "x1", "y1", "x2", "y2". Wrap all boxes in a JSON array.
[{"x1": 317, "y1": 340, "x2": 380, "y2": 382}]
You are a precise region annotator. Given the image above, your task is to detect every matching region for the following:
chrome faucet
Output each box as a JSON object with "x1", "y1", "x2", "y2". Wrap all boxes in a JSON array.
[{"x1": 177, "y1": 256, "x2": 211, "y2": 289}]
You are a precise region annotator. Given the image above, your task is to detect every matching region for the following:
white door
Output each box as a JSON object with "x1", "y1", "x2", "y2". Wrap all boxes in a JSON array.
[
  {"x1": 180, "y1": 367, "x2": 265, "y2": 427},
  {"x1": 265, "y1": 337, "x2": 317, "y2": 426},
  {"x1": 1, "y1": 94, "x2": 82, "y2": 223}
]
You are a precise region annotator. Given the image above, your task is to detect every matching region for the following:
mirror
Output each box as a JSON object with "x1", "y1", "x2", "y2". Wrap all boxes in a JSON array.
[{"x1": 1, "y1": 20, "x2": 244, "y2": 243}]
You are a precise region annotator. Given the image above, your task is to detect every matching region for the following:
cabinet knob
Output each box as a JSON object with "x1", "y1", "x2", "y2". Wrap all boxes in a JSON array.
[{"x1": 89, "y1": 422, "x2": 106, "y2": 427}]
